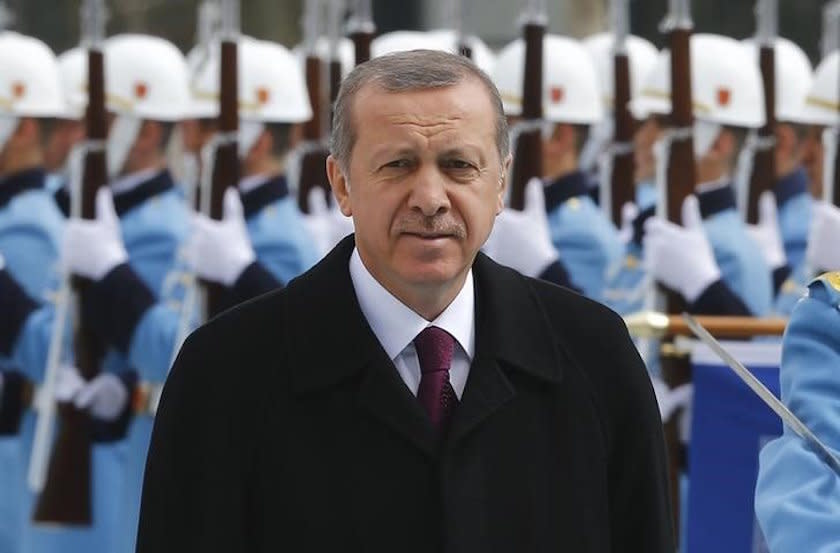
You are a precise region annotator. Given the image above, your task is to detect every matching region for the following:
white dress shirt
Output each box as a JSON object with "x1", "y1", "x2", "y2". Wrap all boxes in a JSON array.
[{"x1": 349, "y1": 248, "x2": 475, "y2": 399}]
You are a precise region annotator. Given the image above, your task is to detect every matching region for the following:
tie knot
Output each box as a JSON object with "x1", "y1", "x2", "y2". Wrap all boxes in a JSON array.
[{"x1": 413, "y1": 326, "x2": 456, "y2": 375}]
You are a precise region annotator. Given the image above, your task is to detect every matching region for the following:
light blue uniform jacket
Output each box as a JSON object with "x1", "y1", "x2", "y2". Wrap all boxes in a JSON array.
[
  {"x1": 0, "y1": 170, "x2": 64, "y2": 553},
  {"x1": 544, "y1": 171, "x2": 624, "y2": 302},
  {"x1": 755, "y1": 273, "x2": 840, "y2": 552}
]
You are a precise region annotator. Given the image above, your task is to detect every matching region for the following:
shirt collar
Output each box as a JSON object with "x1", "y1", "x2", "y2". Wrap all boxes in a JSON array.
[
  {"x1": 110, "y1": 168, "x2": 161, "y2": 196},
  {"x1": 349, "y1": 247, "x2": 475, "y2": 362},
  {"x1": 238, "y1": 173, "x2": 271, "y2": 194}
]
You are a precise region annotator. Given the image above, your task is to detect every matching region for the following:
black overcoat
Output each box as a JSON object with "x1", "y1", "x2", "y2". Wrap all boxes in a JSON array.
[{"x1": 136, "y1": 236, "x2": 674, "y2": 552}]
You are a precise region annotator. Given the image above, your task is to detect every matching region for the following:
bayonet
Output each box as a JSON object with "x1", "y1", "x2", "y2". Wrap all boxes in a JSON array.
[{"x1": 683, "y1": 313, "x2": 840, "y2": 477}]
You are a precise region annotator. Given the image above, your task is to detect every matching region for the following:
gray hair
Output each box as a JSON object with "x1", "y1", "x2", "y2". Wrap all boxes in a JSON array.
[{"x1": 330, "y1": 49, "x2": 510, "y2": 171}]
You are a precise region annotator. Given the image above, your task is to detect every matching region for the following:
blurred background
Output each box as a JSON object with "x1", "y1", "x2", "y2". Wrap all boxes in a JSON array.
[{"x1": 3, "y1": 0, "x2": 833, "y2": 64}]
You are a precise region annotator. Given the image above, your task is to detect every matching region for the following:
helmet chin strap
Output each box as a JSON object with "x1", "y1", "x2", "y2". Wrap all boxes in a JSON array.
[
  {"x1": 733, "y1": 130, "x2": 759, "y2": 217},
  {"x1": 693, "y1": 120, "x2": 722, "y2": 159},
  {"x1": 238, "y1": 120, "x2": 265, "y2": 159},
  {"x1": 106, "y1": 115, "x2": 143, "y2": 178},
  {"x1": 0, "y1": 116, "x2": 20, "y2": 158}
]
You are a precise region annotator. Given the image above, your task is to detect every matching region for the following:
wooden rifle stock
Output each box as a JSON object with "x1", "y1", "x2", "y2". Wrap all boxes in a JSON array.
[
  {"x1": 660, "y1": 22, "x2": 697, "y2": 541},
  {"x1": 509, "y1": 22, "x2": 544, "y2": 211},
  {"x1": 747, "y1": 44, "x2": 776, "y2": 224},
  {"x1": 206, "y1": 39, "x2": 239, "y2": 318},
  {"x1": 297, "y1": 55, "x2": 330, "y2": 214},
  {"x1": 610, "y1": 52, "x2": 635, "y2": 226},
  {"x1": 833, "y1": 131, "x2": 840, "y2": 208},
  {"x1": 33, "y1": 46, "x2": 109, "y2": 526},
  {"x1": 350, "y1": 32, "x2": 372, "y2": 65}
]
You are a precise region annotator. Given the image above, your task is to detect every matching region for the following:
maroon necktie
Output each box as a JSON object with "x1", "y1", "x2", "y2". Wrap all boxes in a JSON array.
[{"x1": 414, "y1": 326, "x2": 458, "y2": 432}]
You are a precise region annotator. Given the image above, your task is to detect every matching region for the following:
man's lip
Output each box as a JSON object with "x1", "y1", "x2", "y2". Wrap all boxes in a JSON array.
[{"x1": 402, "y1": 232, "x2": 454, "y2": 239}]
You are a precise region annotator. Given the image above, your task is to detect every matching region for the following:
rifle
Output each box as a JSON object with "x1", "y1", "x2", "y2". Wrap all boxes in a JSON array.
[
  {"x1": 297, "y1": 0, "x2": 331, "y2": 214},
  {"x1": 746, "y1": 0, "x2": 777, "y2": 225},
  {"x1": 32, "y1": 0, "x2": 108, "y2": 525},
  {"x1": 607, "y1": 0, "x2": 636, "y2": 227},
  {"x1": 203, "y1": 0, "x2": 240, "y2": 318},
  {"x1": 656, "y1": 0, "x2": 696, "y2": 539},
  {"x1": 347, "y1": 0, "x2": 375, "y2": 66},
  {"x1": 509, "y1": 0, "x2": 547, "y2": 211},
  {"x1": 823, "y1": 1, "x2": 840, "y2": 208}
]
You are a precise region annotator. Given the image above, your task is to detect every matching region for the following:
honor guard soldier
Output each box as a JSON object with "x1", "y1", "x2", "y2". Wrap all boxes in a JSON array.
[
  {"x1": 630, "y1": 34, "x2": 774, "y2": 316},
  {"x1": 59, "y1": 34, "x2": 197, "y2": 553},
  {"x1": 755, "y1": 272, "x2": 840, "y2": 551},
  {"x1": 802, "y1": 51, "x2": 840, "y2": 276},
  {"x1": 493, "y1": 34, "x2": 624, "y2": 301},
  {"x1": 581, "y1": 32, "x2": 659, "y2": 314},
  {"x1": 742, "y1": 38, "x2": 815, "y2": 277},
  {"x1": 0, "y1": 31, "x2": 67, "y2": 553},
  {"x1": 187, "y1": 36, "x2": 320, "y2": 301}
]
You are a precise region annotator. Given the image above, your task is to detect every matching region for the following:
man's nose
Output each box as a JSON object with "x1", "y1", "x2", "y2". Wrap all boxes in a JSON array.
[{"x1": 407, "y1": 166, "x2": 451, "y2": 217}]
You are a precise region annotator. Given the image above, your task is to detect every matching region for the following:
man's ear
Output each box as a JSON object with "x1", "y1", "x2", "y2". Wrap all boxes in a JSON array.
[{"x1": 327, "y1": 155, "x2": 353, "y2": 216}]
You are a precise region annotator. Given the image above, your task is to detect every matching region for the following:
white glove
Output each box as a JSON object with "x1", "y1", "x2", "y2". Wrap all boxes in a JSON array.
[
  {"x1": 643, "y1": 195, "x2": 722, "y2": 302},
  {"x1": 187, "y1": 187, "x2": 256, "y2": 286},
  {"x1": 618, "y1": 202, "x2": 639, "y2": 245},
  {"x1": 746, "y1": 191, "x2": 786, "y2": 270},
  {"x1": 807, "y1": 202, "x2": 840, "y2": 271},
  {"x1": 63, "y1": 187, "x2": 128, "y2": 280},
  {"x1": 75, "y1": 373, "x2": 129, "y2": 422},
  {"x1": 485, "y1": 178, "x2": 559, "y2": 277},
  {"x1": 55, "y1": 365, "x2": 86, "y2": 403}
]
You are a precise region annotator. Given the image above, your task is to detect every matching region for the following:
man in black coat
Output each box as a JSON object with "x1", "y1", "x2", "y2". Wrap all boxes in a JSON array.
[{"x1": 137, "y1": 49, "x2": 673, "y2": 552}]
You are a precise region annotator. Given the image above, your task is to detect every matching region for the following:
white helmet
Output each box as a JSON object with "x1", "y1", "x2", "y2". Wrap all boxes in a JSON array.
[
  {"x1": 630, "y1": 34, "x2": 766, "y2": 129},
  {"x1": 191, "y1": 36, "x2": 312, "y2": 124},
  {"x1": 292, "y1": 36, "x2": 355, "y2": 80},
  {"x1": 583, "y1": 33, "x2": 659, "y2": 112},
  {"x1": 492, "y1": 34, "x2": 604, "y2": 124},
  {"x1": 57, "y1": 47, "x2": 87, "y2": 120},
  {"x1": 104, "y1": 34, "x2": 190, "y2": 122},
  {"x1": 798, "y1": 50, "x2": 839, "y2": 128},
  {"x1": 0, "y1": 31, "x2": 65, "y2": 119},
  {"x1": 371, "y1": 30, "x2": 495, "y2": 75},
  {"x1": 741, "y1": 37, "x2": 813, "y2": 125}
]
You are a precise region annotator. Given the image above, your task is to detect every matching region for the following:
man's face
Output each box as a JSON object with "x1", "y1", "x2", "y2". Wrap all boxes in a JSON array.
[
  {"x1": 43, "y1": 118, "x2": 85, "y2": 172},
  {"x1": 801, "y1": 124, "x2": 825, "y2": 197},
  {"x1": 634, "y1": 117, "x2": 662, "y2": 183},
  {"x1": 329, "y1": 79, "x2": 507, "y2": 294}
]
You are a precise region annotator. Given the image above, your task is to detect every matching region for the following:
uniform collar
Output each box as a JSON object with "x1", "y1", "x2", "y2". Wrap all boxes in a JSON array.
[
  {"x1": 239, "y1": 174, "x2": 289, "y2": 219},
  {"x1": 348, "y1": 247, "x2": 475, "y2": 362},
  {"x1": 774, "y1": 167, "x2": 809, "y2": 208},
  {"x1": 0, "y1": 168, "x2": 46, "y2": 209},
  {"x1": 286, "y1": 236, "x2": 565, "y2": 395},
  {"x1": 543, "y1": 170, "x2": 592, "y2": 213},
  {"x1": 112, "y1": 169, "x2": 175, "y2": 216},
  {"x1": 696, "y1": 180, "x2": 736, "y2": 219}
]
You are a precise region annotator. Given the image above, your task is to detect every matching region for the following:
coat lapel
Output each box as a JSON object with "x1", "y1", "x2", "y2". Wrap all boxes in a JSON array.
[
  {"x1": 286, "y1": 236, "x2": 437, "y2": 458},
  {"x1": 447, "y1": 253, "x2": 569, "y2": 450}
]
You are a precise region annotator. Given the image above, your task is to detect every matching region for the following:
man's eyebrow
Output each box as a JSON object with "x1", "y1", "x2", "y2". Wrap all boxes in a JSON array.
[{"x1": 437, "y1": 146, "x2": 485, "y2": 162}]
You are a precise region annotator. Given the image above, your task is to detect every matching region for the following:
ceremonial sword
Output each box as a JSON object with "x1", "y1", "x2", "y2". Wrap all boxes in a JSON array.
[{"x1": 682, "y1": 313, "x2": 840, "y2": 477}]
